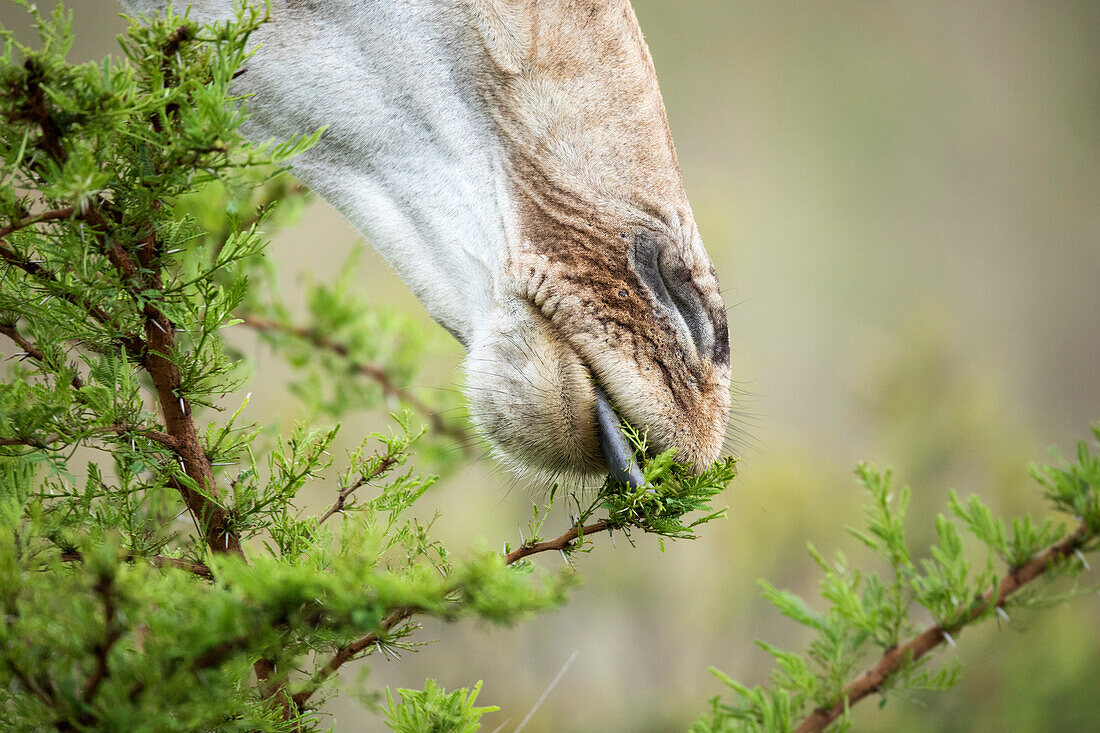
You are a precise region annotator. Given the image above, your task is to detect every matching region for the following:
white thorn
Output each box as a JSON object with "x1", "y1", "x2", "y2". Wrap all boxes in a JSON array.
[
  {"x1": 1075, "y1": 549, "x2": 1090, "y2": 571},
  {"x1": 995, "y1": 606, "x2": 1010, "y2": 622},
  {"x1": 941, "y1": 630, "x2": 956, "y2": 648},
  {"x1": 559, "y1": 549, "x2": 568, "y2": 565}
]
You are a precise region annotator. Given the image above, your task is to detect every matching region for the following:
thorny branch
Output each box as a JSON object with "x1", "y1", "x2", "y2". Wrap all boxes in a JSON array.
[
  {"x1": 0, "y1": 322, "x2": 84, "y2": 389},
  {"x1": 0, "y1": 198, "x2": 244, "y2": 566},
  {"x1": 0, "y1": 206, "x2": 76, "y2": 239},
  {"x1": 4, "y1": 23, "x2": 245, "y2": 560},
  {"x1": 504, "y1": 518, "x2": 612, "y2": 565},
  {"x1": 0, "y1": 320, "x2": 183, "y2": 450},
  {"x1": 316, "y1": 455, "x2": 400, "y2": 528},
  {"x1": 60, "y1": 551, "x2": 214, "y2": 582},
  {"x1": 792, "y1": 520, "x2": 1096, "y2": 733},
  {"x1": 0, "y1": 422, "x2": 178, "y2": 453},
  {"x1": 0, "y1": 235, "x2": 137, "y2": 352},
  {"x1": 84, "y1": 199, "x2": 243, "y2": 559},
  {"x1": 288, "y1": 517, "x2": 615, "y2": 710},
  {"x1": 238, "y1": 313, "x2": 474, "y2": 452},
  {"x1": 0, "y1": 426, "x2": 176, "y2": 451},
  {"x1": 81, "y1": 573, "x2": 121, "y2": 702},
  {"x1": 1, "y1": 204, "x2": 242, "y2": 556}
]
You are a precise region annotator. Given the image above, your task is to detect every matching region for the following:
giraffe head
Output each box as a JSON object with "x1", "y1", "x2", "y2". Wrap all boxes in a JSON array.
[
  {"x1": 122, "y1": 0, "x2": 732, "y2": 484},
  {"x1": 464, "y1": 0, "x2": 731, "y2": 481}
]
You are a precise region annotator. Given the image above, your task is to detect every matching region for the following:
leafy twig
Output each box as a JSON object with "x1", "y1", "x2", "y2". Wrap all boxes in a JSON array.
[
  {"x1": 88, "y1": 203, "x2": 243, "y2": 558},
  {"x1": 504, "y1": 519, "x2": 612, "y2": 564},
  {"x1": 316, "y1": 455, "x2": 399, "y2": 527},
  {"x1": 238, "y1": 313, "x2": 473, "y2": 451},
  {"x1": 0, "y1": 206, "x2": 76, "y2": 239},
  {"x1": 0, "y1": 239, "x2": 136, "y2": 352},
  {"x1": 59, "y1": 551, "x2": 214, "y2": 581},
  {"x1": 0, "y1": 322, "x2": 84, "y2": 389},
  {"x1": 81, "y1": 573, "x2": 121, "y2": 702},
  {"x1": 291, "y1": 515, "x2": 615, "y2": 710},
  {"x1": 792, "y1": 520, "x2": 1094, "y2": 733}
]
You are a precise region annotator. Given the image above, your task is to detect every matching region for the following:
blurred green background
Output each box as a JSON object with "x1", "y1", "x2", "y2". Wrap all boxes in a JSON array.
[{"x1": 7, "y1": 1, "x2": 1099, "y2": 730}]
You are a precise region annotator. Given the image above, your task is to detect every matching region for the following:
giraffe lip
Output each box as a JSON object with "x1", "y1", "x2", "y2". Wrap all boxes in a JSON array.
[
  {"x1": 593, "y1": 383, "x2": 645, "y2": 488},
  {"x1": 519, "y1": 295, "x2": 646, "y2": 485}
]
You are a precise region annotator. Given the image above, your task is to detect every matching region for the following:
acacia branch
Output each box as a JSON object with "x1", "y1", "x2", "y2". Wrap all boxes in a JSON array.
[
  {"x1": 11, "y1": 58, "x2": 67, "y2": 165},
  {"x1": 0, "y1": 321, "x2": 187, "y2": 453},
  {"x1": 504, "y1": 519, "x2": 612, "y2": 564},
  {"x1": 793, "y1": 520, "x2": 1095, "y2": 733},
  {"x1": 289, "y1": 517, "x2": 614, "y2": 710},
  {"x1": 0, "y1": 206, "x2": 76, "y2": 239},
  {"x1": 316, "y1": 455, "x2": 399, "y2": 527},
  {"x1": 0, "y1": 237, "x2": 143, "y2": 357},
  {"x1": 81, "y1": 574, "x2": 121, "y2": 702},
  {"x1": 0, "y1": 321, "x2": 84, "y2": 389},
  {"x1": 0, "y1": 425, "x2": 178, "y2": 452},
  {"x1": 2, "y1": 57, "x2": 239, "y2": 560},
  {"x1": 60, "y1": 550, "x2": 214, "y2": 581},
  {"x1": 238, "y1": 313, "x2": 473, "y2": 451},
  {"x1": 76, "y1": 201, "x2": 244, "y2": 559},
  {"x1": 4, "y1": 72, "x2": 252, "y2": 702},
  {"x1": 288, "y1": 608, "x2": 411, "y2": 709}
]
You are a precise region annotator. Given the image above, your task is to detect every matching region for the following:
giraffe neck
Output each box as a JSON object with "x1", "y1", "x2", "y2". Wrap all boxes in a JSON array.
[{"x1": 237, "y1": 1, "x2": 515, "y2": 344}]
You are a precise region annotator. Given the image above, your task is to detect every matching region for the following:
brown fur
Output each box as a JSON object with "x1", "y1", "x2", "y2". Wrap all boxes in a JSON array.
[{"x1": 465, "y1": 0, "x2": 730, "y2": 475}]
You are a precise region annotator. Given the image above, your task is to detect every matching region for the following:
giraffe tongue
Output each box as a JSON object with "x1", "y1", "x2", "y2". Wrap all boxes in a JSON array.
[{"x1": 593, "y1": 384, "x2": 645, "y2": 488}]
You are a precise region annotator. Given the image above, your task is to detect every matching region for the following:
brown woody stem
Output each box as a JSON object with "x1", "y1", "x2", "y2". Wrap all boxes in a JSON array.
[
  {"x1": 81, "y1": 574, "x2": 121, "y2": 703},
  {"x1": 0, "y1": 206, "x2": 75, "y2": 239},
  {"x1": 316, "y1": 456, "x2": 399, "y2": 528},
  {"x1": 792, "y1": 521, "x2": 1093, "y2": 733},
  {"x1": 67, "y1": 201, "x2": 245, "y2": 559},
  {"x1": 289, "y1": 518, "x2": 615, "y2": 710},
  {"x1": 60, "y1": 551, "x2": 214, "y2": 581},
  {"x1": 238, "y1": 313, "x2": 474, "y2": 451}
]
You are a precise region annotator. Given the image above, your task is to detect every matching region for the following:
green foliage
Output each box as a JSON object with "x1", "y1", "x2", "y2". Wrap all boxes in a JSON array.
[
  {"x1": 0, "y1": 3, "x2": 1094, "y2": 732},
  {"x1": 383, "y1": 680, "x2": 497, "y2": 733},
  {"x1": 695, "y1": 425, "x2": 1100, "y2": 732},
  {"x1": 590, "y1": 438, "x2": 736, "y2": 543},
  {"x1": 0, "y1": 4, "x2": 737, "y2": 730}
]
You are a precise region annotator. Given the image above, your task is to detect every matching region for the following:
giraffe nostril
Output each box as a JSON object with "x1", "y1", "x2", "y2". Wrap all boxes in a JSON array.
[
  {"x1": 629, "y1": 231, "x2": 715, "y2": 359},
  {"x1": 660, "y1": 260, "x2": 712, "y2": 357}
]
